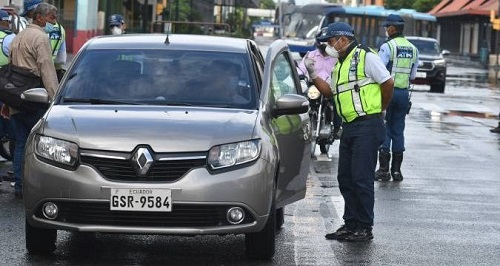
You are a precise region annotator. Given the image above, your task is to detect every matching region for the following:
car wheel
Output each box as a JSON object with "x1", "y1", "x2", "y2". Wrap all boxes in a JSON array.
[
  {"x1": 276, "y1": 207, "x2": 284, "y2": 230},
  {"x1": 25, "y1": 219, "x2": 57, "y2": 254},
  {"x1": 430, "y1": 82, "x2": 445, "y2": 93},
  {"x1": 245, "y1": 203, "x2": 276, "y2": 260}
]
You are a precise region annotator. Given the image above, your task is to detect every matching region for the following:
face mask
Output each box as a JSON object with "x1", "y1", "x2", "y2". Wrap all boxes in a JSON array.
[
  {"x1": 325, "y1": 39, "x2": 341, "y2": 58},
  {"x1": 27, "y1": 17, "x2": 33, "y2": 24},
  {"x1": 325, "y1": 45, "x2": 339, "y2": 58},
  {"x1": 111, "y1": 27, "x2": 123, "y2": 35},
  {"x1": 385, "y1": 31, "x2": 390, "y2": 38},
  {"x1": 44, "y1": 21, "x2": 55, "y2": 33}
]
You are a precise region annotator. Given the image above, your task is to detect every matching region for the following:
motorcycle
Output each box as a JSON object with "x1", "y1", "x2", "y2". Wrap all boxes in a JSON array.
[{"x1": 306, "y1": 84, "x2": 338, "y2": 157}]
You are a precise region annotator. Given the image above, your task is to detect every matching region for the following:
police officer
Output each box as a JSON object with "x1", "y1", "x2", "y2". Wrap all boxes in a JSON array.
[
  {"x1": 375, "y1": 14, "x2": 418, "y2": 182},
  {"x1": 49, "y1": 19, "x2": 67, "y2": 81},
  {"x1": 109, "y1": 14, "x2": 126, "y2": 35},
  {"x1": 305, "y1": 22, "x2": 394, "y2": 241},
  {"x1": 0, "y1": 10, "x2": 15, "y2": 67}
]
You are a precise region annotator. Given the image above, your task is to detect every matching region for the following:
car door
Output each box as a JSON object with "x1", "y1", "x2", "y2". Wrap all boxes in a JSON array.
[{"x1": 261, "y1": 40, "x2": 311, "y2": 208}]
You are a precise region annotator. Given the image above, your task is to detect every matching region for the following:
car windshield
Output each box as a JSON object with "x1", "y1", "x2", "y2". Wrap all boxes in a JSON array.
[
  {"x1": 408, "y1": 39, "x2": 441, "y2": 55},
  {"x1": 58, "y1": 49, "x2": 258, "y2": 109}
]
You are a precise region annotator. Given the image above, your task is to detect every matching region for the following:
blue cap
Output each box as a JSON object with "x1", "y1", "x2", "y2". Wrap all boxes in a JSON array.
[
  {"x1": 109, "y1": 14, "x2": 125, "y2": 26},
  {"x1": 21, "y1": 0, "x2": 42, "y2": 17},
  {"x1": 382, "y1": 14, "x2": 405, "y2": 27},
  {"x1": 0, "y1": 10, "x2": 9, "y2": 21},
  {"x1": 316, "y1": 22, "x2": 355, "y2": 42}
]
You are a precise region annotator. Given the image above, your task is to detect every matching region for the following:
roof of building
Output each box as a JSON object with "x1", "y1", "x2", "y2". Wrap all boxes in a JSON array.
[{"x1": 430, "y1": 0, "x2": 497, "y2": 17}]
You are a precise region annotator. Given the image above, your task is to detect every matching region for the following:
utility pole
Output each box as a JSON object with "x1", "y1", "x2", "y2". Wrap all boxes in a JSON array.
[{"x1": 278, "y1": 0, "x2": 282, "y2": 39}]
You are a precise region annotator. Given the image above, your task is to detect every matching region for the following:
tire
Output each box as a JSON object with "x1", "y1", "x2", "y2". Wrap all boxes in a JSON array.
[
  {"x1": 276, "y1": 207, "x2": 284, "y2": 230},
  {"x1": 25, "y1": 219, "x2": 57, "y2": 254},
  {"x1": 245, "y1": 203, "x2": 276, "y2": 260},
  {"x1": 430, "y1": 82, "x2": 445, "y2": 93},
  {"x1": 0, "y1": 137, "x2": 14, "y2": 161}
]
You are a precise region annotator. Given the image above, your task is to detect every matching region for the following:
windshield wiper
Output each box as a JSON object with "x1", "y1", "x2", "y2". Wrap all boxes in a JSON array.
[
  {"x1": 162, "y1": 101, "x2": 193, "y2": 106},
  {"x1": 62, "y1": 97, "x2": 139, "y2": 105}
]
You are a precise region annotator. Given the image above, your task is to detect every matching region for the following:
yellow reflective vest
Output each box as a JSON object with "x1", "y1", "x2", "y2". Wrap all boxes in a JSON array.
[
  {"x1": 0, "y1": 31, "x2": 9, "y2": 66},
  {"x1": 332, "y1": 45, "x2": 383, "y2": 123},
  {"x1": 49, "y1": 22, "x2": 65, "y2": 61},
  {"x1": 386, "y1": 36, "x2": 417, "y2": 89}
]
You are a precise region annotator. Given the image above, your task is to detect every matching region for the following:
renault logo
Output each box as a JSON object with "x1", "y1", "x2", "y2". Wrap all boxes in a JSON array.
[{"x1": 132, "y1": 147, "x2": 154, "y2": 176}]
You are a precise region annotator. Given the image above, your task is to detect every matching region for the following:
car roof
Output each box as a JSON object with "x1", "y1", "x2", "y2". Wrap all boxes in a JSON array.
[
  {"x1": 84, "y1": 34, "x2": 250, "y2": 53},
  {"x1": 406, "y1": 36, "x2": 438, "y2": 43}
]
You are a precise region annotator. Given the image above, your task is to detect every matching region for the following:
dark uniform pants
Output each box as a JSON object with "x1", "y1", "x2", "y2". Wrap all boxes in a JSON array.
[{"x1": 337, "y1": 115, "x2": 385, "y2": 228}]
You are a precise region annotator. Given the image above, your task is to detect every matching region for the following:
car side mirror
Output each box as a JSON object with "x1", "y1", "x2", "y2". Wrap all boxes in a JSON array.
[
  {"x1": 441, "y1": 49, "x2": 450, "y2": 56},
  {"x1": 21, "y1": 88, "x2": 50, "y2": 103},
  {"x1": 273, "y1": 94, "x2": 309, "y2": 117}
]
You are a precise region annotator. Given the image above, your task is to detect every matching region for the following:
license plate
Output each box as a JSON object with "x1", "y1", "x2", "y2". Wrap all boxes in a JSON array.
[
  {"x1": 110, "y1": 188, "x2": 172, "y2": 212},
  {"x1": 416, "y1": 72, "x2": 426, "y2": 78}
]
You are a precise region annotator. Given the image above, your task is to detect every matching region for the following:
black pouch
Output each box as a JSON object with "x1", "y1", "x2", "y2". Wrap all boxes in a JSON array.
[
  {"x1": 407, "y1": 100, "x2": 412, "y2": 114},
  {"x1": 0, "y1": 64, "x2": 48, "y2": 112}
]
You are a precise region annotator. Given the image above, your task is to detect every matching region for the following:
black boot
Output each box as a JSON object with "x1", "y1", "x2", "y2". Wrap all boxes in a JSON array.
[
  {"x1": 375, "y1": 151, "x2": 391, "y2": 181},
  {"x1": 391, "y1": 153, "x2": 404, "y2": 181}
]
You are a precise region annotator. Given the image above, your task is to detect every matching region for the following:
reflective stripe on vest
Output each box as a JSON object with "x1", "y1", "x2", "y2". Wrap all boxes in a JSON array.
[
  {"x1": 0, "y1": 31, "x2": 8, "y2": 66},
  {"x1": 50, "y1": 22, "x2": 65, "y2": 60},
  {"x1": 387, "y1": 37, "x2": 417, "y2": 89},
  {"x1": 333, "y1": 46, "x2": 383, "y2": 123}
]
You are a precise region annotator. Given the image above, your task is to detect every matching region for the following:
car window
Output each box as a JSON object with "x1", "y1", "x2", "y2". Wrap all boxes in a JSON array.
[
  {"x1": 408, "y1": 39, "x2": 440, "y2": 55},
  {"x1": 271, "y1": 54, "x2": 296, "y2": 101},
  {"x1": 59, "y1": 50, "x2": 258, "y2": 109}
]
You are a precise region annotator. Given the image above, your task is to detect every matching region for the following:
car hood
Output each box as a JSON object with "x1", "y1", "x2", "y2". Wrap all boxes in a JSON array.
[{"x1": 41, "y1": 105, "x2": 258, "y2": 152}]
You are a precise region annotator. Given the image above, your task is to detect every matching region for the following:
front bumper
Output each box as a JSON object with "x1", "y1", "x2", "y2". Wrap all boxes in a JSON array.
[{"x1": 23, "y1": 152, "x2": 275, "y2": 235}]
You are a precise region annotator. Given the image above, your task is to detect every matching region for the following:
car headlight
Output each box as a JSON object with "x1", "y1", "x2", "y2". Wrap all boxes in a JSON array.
[
  {"x1": 208, "y1": 140, "x2": 260, "y2": 170},
  {"x1": 307, "y1": 85, "x2": 321, "y2": 100},
  {"x1": 35, "y1": 135, "x2": 79, "y2": 167},
  {"x1": 434, "y1": 59, "x2": 446, "y2": 66}
]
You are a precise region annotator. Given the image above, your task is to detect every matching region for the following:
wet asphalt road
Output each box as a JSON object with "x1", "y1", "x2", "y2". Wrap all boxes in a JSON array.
[{"x1": 0, "y1": 42, "x2": 499, "y2": 265}]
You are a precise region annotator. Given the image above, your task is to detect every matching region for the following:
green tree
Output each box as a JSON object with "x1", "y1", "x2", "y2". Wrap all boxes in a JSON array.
[
  {"x1": 260, "y1": 0, "x2": 275, "y2": 9},
  {"x1": 412, "y1": 0, "x2": 441, "y2": 12},
  {"x1": 384, "y1": 0, "x2": 408, "y2": 10}
]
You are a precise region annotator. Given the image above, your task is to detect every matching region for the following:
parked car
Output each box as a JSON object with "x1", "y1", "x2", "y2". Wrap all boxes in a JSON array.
[
  {"x1": 407, "y1": 36, "x2": 449, "y2": 93},
  {"x1": 22, "y1": 34, "x2": 311, "y2": 260}
]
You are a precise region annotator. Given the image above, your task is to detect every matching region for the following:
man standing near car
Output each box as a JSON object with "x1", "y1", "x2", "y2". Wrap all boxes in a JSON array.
[
  {"x1": 375, "y1": 14, "x2": 418, "y2": 182},
  {"x1": 1, "y1": 3, "x2": 58, "y2": 198},
  {"x1": 304, "y1": 22, "x2": 393, "y2": 241}
]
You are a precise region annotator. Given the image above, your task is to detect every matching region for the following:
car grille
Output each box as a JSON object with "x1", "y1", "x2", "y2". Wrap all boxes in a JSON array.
[
  {"x1": 418, "y1": 61, "x2": 434, "y2": 71},
  {"x1": 80, "y1": 155, "x2": 206, "y2": 182},
  {"x1": 36, "y1": 201, "x2": 255, "y2": 227}
]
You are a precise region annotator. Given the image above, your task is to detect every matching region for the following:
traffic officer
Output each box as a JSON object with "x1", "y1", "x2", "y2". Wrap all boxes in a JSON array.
[
  {"x1": 305, "y1": 22, "x2": 394, "y2": 242},
  {"x1": 109, "y1": 14, "x2": 126, "y2": 35},
  {"x1": 49, "y1": 20, "x2": 67, "y2": 81},
  {"x1": 375, "y1": 14, "x2": 418, "y2": 182},
  {"x1": 0, "y1": 10, "x2": 15, "y2": 67}
]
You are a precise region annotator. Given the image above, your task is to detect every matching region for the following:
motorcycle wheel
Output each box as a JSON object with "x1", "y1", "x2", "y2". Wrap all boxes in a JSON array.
[
  {"x1": 319, "y1": 142, "x2": 330, "y2": 155},
  {"x1": 0, "y1": 137, "x2": 14, "y2": 161}
]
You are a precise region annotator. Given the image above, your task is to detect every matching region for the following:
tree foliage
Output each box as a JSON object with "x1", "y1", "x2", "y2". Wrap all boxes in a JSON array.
[
  {"x1": 384, "y1": 0, "x2": 441, "y2": 12},
  {"x1": 260, "y1": 0, "x2": 275, "y2": 9}
]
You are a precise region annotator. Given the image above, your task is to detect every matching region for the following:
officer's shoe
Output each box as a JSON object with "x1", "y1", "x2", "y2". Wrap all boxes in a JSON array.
[
  {"x1": 375, "y1": 171, "x2": 391, "y2": 181},
  {"x1": 325, "y1": 224, "x2": 354, "y2": 240},
  {"x1": 343, "y1": 228, "x2": 373, "y2": 242}
]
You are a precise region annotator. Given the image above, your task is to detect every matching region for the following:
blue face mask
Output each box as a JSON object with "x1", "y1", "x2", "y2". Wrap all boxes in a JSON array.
[{"x1": 44, "y1": 21, "x2": 55, "y2": 33}]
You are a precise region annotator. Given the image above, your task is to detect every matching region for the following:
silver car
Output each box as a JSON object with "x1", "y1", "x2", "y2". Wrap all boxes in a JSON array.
[{"x1": 23, "y1": 34, "x2": 311, "y2": 259}]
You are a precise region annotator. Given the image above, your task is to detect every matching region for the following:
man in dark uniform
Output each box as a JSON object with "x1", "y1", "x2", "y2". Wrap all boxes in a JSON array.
[{"x1": 305, "y1": 22, "x2": 394, "y2": 242}]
